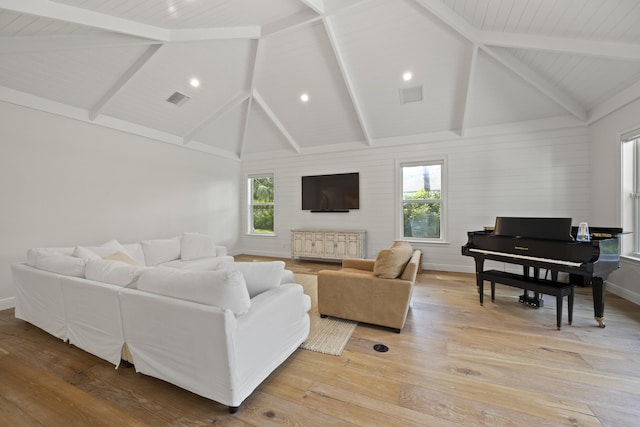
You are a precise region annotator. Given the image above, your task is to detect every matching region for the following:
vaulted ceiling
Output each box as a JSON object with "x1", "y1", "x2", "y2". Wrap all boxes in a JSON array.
[{"x1": 2, "y1": 0, "x2": 640, "y2": 161}]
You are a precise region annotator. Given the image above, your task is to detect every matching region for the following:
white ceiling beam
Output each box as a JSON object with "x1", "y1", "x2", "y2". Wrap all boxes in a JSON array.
[
  {"x1": 322, "y1": 15, "x2": 372, "y2": 146},
  {"x1": 0, "y1": 0, "x2": 169, "y2": 41},
  {"x1": 414, "y1": 0, "x2": 479, "y2": 43},
  {"x1": 480, "y1": 32, "x2": 640, "y2": 62},
  {"x1": 0, "y1": 33, "x2": 155, "y2": 54},
  {"x1": 458, "y1": 44, "x2": 480, "y2": 137},
  {"x1": 252, "y1": 89, "x2": 301, "y2": 154},
  {"x1": 415, "y1": 0, "x2": 588, "y2": 123},
  {"x1": 262, "y1": 11, "x2": 322, "y2": 38},
  {"x1": 298, "y1": 0, "x2": 325, "y2": 15},
  {"x1": 170, "y1": 26, "x2": 261, "y2": 42},
  {"x1": 482, "y1": 46, "x2": 588, "y2": 122},
  {"x1": 588, "y1": 79, "x2": 640, "y2": 124},
  {"x1": 183, "y1": 92, "x2": 250, "y2": 144},
  {"x1": 89, "y1": 44, "x2": 162, "y2": 121},
  {"x1": 239, "y1": 39, "x2": 265, "y2": 159}
]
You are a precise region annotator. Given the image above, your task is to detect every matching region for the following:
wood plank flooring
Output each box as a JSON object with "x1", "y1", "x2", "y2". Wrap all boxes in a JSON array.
[{"x1": 1, "y1": 255, "x2": 639, "y2": 426}]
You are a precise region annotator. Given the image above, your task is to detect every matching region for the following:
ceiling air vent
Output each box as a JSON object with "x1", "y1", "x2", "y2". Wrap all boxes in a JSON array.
[
  {"x1": 399, "y1": 85, "x2": 423, "y2": 104},
  {"x1": 166, "y1": 91, "x2": 190, "y2": 106}
]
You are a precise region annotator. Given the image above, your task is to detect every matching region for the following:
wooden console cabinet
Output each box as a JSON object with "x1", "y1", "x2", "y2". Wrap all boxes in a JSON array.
[{"x1": 291, "y1": 229, "x2": 366, "y2": 261}]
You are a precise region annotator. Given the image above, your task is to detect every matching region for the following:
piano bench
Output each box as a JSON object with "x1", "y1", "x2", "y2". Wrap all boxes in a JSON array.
[{"x1": 479, "y1": 270, "x2": 575, "y2": 330}]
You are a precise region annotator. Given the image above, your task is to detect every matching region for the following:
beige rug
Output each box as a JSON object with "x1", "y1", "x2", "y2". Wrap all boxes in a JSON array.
[{"x1": 295, "y1": 273, "x2": 357, "y2": 356}]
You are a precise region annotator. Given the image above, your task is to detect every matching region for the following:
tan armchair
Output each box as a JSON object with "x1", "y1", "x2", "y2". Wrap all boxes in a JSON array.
[{"x1": 317, "y1": 249, "x2": 422, "y2": 333}]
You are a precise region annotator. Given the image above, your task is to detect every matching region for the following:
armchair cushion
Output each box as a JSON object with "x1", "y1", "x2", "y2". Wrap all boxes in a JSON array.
[{"x1": 373, "y1": 240, "x2": 413, "y2": 279}]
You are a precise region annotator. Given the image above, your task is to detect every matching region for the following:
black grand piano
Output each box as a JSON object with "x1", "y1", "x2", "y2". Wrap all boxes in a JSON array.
[{"x1": 462, "y1": 217, "x2": 622, "y2": 328}]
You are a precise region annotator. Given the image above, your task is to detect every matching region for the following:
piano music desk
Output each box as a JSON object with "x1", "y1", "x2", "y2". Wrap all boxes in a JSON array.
[{"x1": 479, "y1": 270, "x2": 575, "y2": 330}]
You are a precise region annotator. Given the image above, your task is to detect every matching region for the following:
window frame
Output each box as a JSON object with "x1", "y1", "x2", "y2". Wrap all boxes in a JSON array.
[
  {"x1": 397, "y1": 158, "x2": 447, "y2": 244},
  {"x1": 621, "y1": 130, "x2": 640, "y2": 257},
  {"x1": 247, "y1": 173, "x2": 275, "y2": 236}
]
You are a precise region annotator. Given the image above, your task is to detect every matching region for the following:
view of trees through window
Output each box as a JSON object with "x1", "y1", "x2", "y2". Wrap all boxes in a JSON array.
[
  {"x1": 250, "y1": 175, "x2": 274, "y2": 234},
  {"x1": 402, "y1": 163, "x2": 442, "y2": 239}
]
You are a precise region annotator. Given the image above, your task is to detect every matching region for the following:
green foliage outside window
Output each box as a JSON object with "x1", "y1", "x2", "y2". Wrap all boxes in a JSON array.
[
  {"x1": 251, "y1": 176, "x2": 274, "y2": 233},
  {"x1": 403, "y1": 189, "x2": 441, "y2": 238}
]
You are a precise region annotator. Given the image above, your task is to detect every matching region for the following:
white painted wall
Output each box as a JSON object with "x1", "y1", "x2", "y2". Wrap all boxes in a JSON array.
[
  {"x1": 590, "y1": 97, "x2": 640, "y2": 305},
  {"x1": 0, "y1": 101, "x2": 240, "y2": 309},
  {"x1": 239, "y1": 126, "x2": 592, "y2": 274}
]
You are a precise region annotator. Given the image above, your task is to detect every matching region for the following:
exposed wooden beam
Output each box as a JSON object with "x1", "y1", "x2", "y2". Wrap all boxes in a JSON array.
[
  {"x1": 89, "y1": 44, "x2": 162, "y2": 121},
  {"x1": 183, "y1": 92, "x2": 250, "y2": 144},
  {"x1": 0, "y1": 0, "x2": 169, "y2": 41},
  {"x1": 481, "y1": 46, "x2": 588, "y2": 122},
  {"x1": 322, "y1": 15, "x2": 372, "y2": 146},
  {"x1": 252, "y1": 89, "x2": 301, "y2": 154}
]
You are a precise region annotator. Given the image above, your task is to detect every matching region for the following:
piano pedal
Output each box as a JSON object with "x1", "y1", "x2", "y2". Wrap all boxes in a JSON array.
[{"x1": 519, "y1": 292, "x2": 543, "y2": 308}]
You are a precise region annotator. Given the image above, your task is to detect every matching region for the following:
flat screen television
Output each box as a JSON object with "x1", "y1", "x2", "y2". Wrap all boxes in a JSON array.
[{"x1": 302, "y1": 172, "x2": 359, "y2": 212}]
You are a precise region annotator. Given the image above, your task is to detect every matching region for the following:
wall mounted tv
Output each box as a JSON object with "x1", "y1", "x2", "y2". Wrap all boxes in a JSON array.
[{"x1": 302, "y1": 172, "x2": 359, "y2": 212}]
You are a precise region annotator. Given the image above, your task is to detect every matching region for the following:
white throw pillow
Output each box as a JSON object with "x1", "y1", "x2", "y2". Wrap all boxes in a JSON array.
[
  {"x1": 74, "y1": 240, "x2": 130, "y2": 259},
  {"x1": 85, "y1": 259, "x2": 145, "y2": 287},
  {"x1": 181, "y1": 232, "x2": 217, "y2": 261},
  {"x1": 141, "y1": 237, "x2": 181, "y2": 266},
  {"x1": 35, "y1": 253, "x2": 86, "y2": 277},
  {"x1": 227, "y1": 261, "x2": 285, "y2": 298},
  {"x1": 72, "y1": 246, "x2": 102, "y2": 260},
  {"x1": 136, "y1": 268, "x2": 251, "y2": 315}
]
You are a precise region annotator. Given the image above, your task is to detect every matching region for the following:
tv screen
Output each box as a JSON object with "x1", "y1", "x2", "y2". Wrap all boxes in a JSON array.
[{"x1": 302, "y1": 173, "x2": 359, "y2": 212}]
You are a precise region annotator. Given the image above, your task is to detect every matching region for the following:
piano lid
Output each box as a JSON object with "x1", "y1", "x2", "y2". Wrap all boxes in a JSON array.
[{"x1": 494, "y1": 217, "x2": 574, "y2": 241}]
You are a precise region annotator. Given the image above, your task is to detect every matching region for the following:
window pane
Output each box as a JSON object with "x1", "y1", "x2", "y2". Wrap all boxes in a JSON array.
[
  {"x1": 252, "y1": 205, "x2": 274, "y2": 233},
  {"x1": 252, "y1": 177, "x2": 273, "y2": 203},
  {"x1": 403, "y1": 202, "x2": 440, "y2": 238},
  {"x1": 403, "y1": 164, "x2": 441, "y2": 200}
]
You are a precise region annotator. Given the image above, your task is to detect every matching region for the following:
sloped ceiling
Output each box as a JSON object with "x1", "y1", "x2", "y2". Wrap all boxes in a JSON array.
[{"x1": 1, "y1": 0, "x2": 640, "y2": 161}]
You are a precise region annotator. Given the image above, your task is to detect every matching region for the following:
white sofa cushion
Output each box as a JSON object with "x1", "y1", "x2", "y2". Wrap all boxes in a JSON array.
[
  {"x1": 136, "y1": 268, "x2": 250, "y2": 315},
  {"x1": 142, "y1": 237, "x2": 181, "y2": 266},
  {"x1": 227, "y1": 261, "x2": 285, "y2": 298},
  {"x1": 27, "y1": 247, "x2": 73, "y2": 267},
  {"x1": 161, "y1": 256, "x2": 233, "y2": 271},
  {"x1": 181, "y1": 232, "x2": 217, "y2": 261},
  {"x1": 34, "y1": 253, "x2": 86, "y2": 277},
  {"x1": 122, "y1": 243, "x2": 146, "y2": 266},
  {"x1": 72, "y1": 246, "x2": 101, "y2": 260},
  {"x1": 85, "y1": 259, "x2": 145, "y2": 287}
]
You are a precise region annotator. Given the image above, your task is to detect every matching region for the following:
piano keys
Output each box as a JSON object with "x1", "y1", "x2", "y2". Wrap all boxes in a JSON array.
[{"x1": 462, "y1": 217, "x2": 622, "y2": 328}]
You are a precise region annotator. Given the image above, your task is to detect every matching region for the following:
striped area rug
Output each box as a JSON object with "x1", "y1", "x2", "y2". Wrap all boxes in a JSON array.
[{"x1": 294, "y1": 273, "x2": 357, "y2": 356}]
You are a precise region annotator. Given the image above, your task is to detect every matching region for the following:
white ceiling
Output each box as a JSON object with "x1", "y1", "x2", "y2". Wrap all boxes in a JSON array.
[{"x1": 1, "y1": 0, "x2": 640, "y2": 161}]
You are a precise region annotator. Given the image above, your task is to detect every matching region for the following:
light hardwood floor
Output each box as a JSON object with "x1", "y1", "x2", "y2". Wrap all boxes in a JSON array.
[{"x1": 1, "y1": 255, "x2": 639, "y2": 426}]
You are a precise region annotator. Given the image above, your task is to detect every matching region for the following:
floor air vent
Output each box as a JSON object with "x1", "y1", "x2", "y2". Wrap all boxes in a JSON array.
[
  {"x1": 166, "y1": 91, "x2": 190, "y2": 106},
  {"x1": 399, "y1": 85, "x2": 423, "y2": 104}
]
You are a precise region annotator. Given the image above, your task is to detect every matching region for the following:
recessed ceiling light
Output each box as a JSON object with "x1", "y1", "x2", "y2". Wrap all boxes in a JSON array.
[
  {"x1": 300, "y1": 93, "x2": 309, "y2": 103},
  {"x1": 403, "y1": 72, "x2": 413, "y2": 82},
  {"x1": 190, "y1": 78, "x2": 200, "y2": 88}
]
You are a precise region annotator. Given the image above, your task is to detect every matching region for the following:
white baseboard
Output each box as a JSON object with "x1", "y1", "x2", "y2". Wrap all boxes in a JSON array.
[
  {"x1": 0, "y1": 297, "x2": 15, "y2": 311},
  {"x1": 607, "y1": 281, "x2": 640, "y2": 306}
]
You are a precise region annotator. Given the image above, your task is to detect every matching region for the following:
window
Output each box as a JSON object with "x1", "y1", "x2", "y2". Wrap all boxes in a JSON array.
[
  {"x1": 622, "y1": 133, "x2": 640, "y2": 255},
  {"x1": 399, "y1": 160, "x2": 445, "y2": 241},
  {"x1": 248, "y1": 174, "x2": 274, "y2": 235}
]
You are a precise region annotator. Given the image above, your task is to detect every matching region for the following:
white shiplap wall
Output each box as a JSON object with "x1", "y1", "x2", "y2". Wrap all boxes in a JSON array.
[{"x1": 238, "y1": 125, "x2": 591, "y2": 272}]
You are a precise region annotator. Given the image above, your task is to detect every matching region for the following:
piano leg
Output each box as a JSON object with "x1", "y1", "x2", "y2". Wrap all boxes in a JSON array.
[
  {"x1": 474, "y1": 258, "x2": 485, "y2": 305},
  {"x1": 556, "y1": 294, "x2": 563, "y2": 330},
  {"x1": 592, "y1": 277, "x2": 606, "y2": 328}
]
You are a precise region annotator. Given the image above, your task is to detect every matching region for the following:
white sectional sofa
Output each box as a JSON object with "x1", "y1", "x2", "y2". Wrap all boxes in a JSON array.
[{"x1": 11, "y1": 233, "x2": 311, "y2": 413}]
